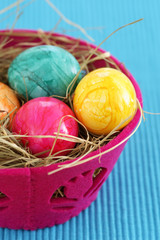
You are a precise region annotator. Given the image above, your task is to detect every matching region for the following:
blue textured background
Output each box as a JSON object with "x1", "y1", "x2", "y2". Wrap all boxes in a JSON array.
[{"x1": 0, "y1": 0, "x2": 160, "y2": 239}]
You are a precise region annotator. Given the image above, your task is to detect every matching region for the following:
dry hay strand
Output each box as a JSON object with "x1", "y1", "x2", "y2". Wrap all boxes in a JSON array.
[{"x1": 0, "y1": 19, "x2": 143, "y2": 170}]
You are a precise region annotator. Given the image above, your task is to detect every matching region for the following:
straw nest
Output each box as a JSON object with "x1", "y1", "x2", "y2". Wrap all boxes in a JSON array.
[{"x1": 0, "y1": 26, "x2": 143, "y2": 172}]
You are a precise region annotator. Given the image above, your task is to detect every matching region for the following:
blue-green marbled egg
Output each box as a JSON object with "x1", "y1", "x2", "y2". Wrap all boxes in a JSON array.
[{"x1": 8, "y1": 45, "x2": 82, "y2": 100}]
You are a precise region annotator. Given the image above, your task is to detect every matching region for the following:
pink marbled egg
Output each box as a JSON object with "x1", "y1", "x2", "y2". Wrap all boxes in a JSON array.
[{"x1": 12, "y1": 97, "x2": 78, "y2": 157}]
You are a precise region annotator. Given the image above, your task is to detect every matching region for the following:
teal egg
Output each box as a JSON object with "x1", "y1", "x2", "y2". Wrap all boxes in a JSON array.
[{"x1": 8, "y1": 45, "x2": 82, "y2": 100}]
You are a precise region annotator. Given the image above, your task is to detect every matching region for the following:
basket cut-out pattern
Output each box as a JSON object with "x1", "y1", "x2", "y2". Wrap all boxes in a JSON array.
[{"x1": 0, "y1": 30, "x2": 142, "y2": 230}]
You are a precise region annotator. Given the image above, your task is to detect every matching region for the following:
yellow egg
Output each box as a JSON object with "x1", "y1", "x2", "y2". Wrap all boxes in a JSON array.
[{"x1": 73, "y1": 68, "x2": 137, "y2": 135}]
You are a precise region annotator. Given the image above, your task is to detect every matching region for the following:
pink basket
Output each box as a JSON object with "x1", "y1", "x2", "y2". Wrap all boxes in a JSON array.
[{"x1": 0, "y1": 30, "x2": 142, "y2": 230}]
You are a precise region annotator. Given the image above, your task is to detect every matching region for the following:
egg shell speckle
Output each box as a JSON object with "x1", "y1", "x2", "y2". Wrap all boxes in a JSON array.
[
  {"x1": 12, "y1": 97, "x2": 79, "y2": 157},
  {"x1": 8, "y1": 45, "x2": 82, "y2": 100},
  {"x1": 73, "y1": 68, "x2": 137, "y2": 135},
  {"x1": 0, "y1": 82, "x2": 20, "y2": 127}
]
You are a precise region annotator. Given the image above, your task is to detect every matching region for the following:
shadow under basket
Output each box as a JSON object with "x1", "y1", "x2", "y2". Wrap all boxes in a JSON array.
[{"x1": 0, "y1": 30, "x2": 142, "y2": 230}]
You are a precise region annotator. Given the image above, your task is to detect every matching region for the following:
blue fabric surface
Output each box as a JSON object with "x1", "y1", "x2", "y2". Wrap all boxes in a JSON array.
[{"x1": 0, "y1": 0, "x2": 160, "y2": 239}]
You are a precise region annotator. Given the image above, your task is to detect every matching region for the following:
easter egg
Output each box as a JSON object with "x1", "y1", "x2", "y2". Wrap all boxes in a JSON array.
[
  {"x1": 0, "y1": 82, "x2": 20, "y2": 127},
  {"x1": 8, "y1": 45, "x2": 82, "y2": 100},
  {"x1": 73, "y1": 68, "x2": 137, "y2": 135},
  {"x1": 12, "y1": 97, "x2": 78, "y2": 157}
]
